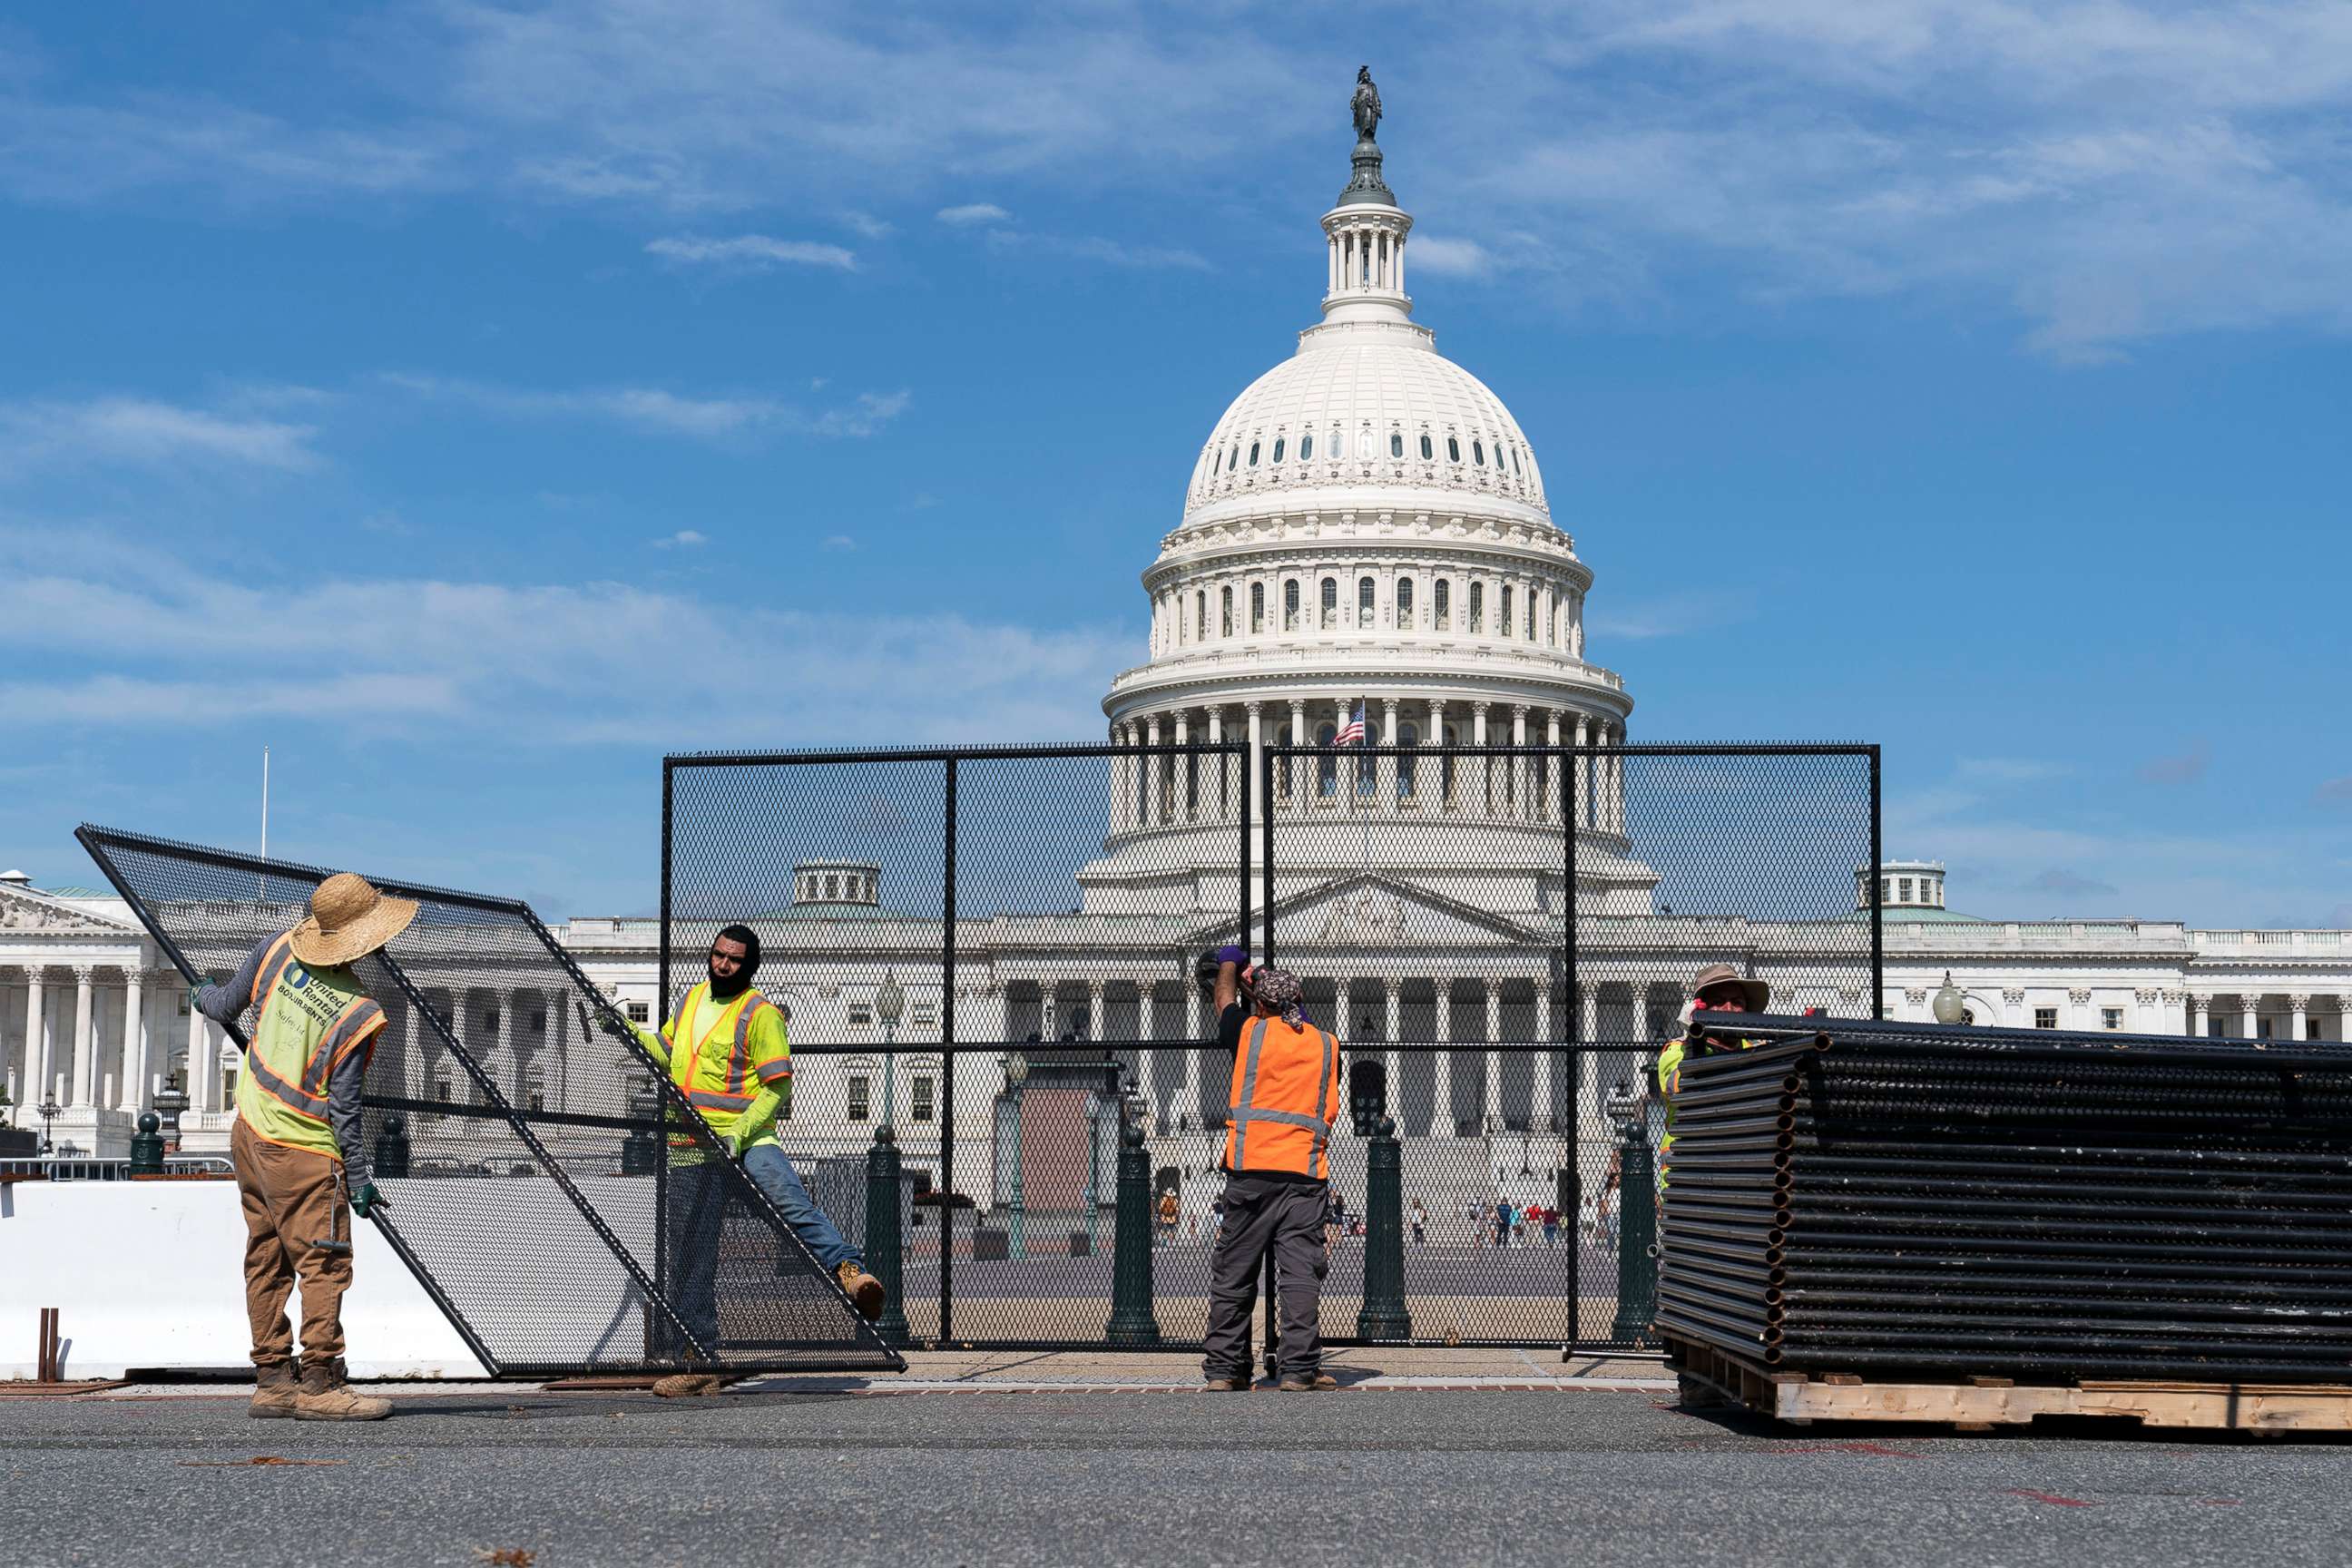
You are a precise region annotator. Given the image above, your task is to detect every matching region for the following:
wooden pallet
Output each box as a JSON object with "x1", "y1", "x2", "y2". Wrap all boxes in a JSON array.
[{"x1": 1663, "y1": 1332, "x2": 2352, "y2": 1433}]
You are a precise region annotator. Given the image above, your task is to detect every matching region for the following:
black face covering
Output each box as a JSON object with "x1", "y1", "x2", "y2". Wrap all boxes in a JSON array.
[{"x1": 706, "y1": 925, "x2": 761, "y2": 1001}]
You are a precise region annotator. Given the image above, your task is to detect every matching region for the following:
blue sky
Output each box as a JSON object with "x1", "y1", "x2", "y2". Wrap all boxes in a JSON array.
[{"x1": 3, "y1": 2, "x2": 2347, "y2": 925}]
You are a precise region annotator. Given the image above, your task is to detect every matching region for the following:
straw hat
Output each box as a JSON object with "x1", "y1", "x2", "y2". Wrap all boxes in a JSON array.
[
  {"x1": 1689, "y1": 963, "x2": 1769, "y2": 1014},
  {"x1": 289, "y1": 872, "x2": 419, "y2": 967}
]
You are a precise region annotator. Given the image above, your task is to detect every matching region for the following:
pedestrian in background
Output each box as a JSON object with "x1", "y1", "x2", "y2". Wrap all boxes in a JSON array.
[{"x1": 1410, "y1": 1200, "x2": 1426, "y2": 1248}]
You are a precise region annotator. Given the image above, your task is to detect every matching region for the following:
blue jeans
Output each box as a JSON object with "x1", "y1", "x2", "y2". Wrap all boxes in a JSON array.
[
  {"x1": 741, "y1": 1142, "x2": 858, "y2": 1274},
  {"x1": 663, "y1": 1147, "x2": 860, "y2": 1354}
]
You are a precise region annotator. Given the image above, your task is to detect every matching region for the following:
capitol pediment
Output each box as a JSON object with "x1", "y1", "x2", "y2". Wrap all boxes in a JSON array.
[
  {"x1": 1187, "y1": 872, "x2": 1544, "y2": 953},
  {"x1": 0, "y1": 883, "x2": 142, "y2": 937}
]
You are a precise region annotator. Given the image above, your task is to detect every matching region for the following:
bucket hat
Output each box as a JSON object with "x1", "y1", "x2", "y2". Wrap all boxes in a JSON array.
[
  {"x1": 1688, "y1": 963, "x2": 1769, "y2": 1014},
  {"x1": 288, "y1": 872, "x2": 419, "y2": 968}
]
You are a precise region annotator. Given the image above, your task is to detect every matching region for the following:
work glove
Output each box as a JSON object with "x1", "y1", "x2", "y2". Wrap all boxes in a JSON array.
[
  {"x1": 350, "y1": 1182, "x2": 385, "y2": 1220},
  {"x1": 724, "y1": 1132, "x2": 750, "y2": 1161},
  {"x1": 595, "y1": 1012, "x2": 634, "y2": 1042},
  {"x1": 1214, "y1": 945, "x2": 1249, "y2": 966}
]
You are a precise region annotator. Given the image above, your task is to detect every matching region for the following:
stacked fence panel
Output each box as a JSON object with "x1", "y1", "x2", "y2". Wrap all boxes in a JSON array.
[{"x1": 1658, "y1": 1014, "x2": 2352, "y2": 1382}]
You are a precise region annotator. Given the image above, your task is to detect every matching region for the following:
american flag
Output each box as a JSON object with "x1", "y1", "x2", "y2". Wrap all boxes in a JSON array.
[{"x1": 1334, "y1": 700, "x2": 1367, "y2": 748}]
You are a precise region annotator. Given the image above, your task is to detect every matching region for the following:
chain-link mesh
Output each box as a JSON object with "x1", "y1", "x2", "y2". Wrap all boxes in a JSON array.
[
  {"x1": 659, "y1": 741, "x2": 1877, "y2": 1352},
  {"x1": 77, "y1": 825, "x2": 901, "y2": 1377}
]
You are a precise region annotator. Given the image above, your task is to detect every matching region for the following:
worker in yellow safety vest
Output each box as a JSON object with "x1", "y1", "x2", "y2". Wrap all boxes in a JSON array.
[
  {"x1": 1199, "y1": 948, "x2": 1343, "y2": 1391},
  {"x1": 1653, "y1": 963, "x2": 1769, "y2": 1187},
  {"x1": 620, "y1": 924, "x2": 886, "y2": 1353},
  {"x1": 191, "y1": 872, "x2": 416, "y2": 1422}
]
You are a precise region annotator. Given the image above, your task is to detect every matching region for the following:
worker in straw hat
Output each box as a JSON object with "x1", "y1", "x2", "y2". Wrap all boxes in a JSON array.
[
  {"x1": 1651, "y1": 962, "x2": 1769, "y2": 1189},
  {"x1": 191, "y1": 871, "x2": 417, "y2": 1421}
]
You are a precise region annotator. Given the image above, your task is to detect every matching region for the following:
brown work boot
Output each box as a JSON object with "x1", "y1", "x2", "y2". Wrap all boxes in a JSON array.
[
  {"x1": 1201, "y1": 1373, "x2": 1252, "y2": 1391},
  {"x1": 652, "y1": 1373, "x2": 723, "y2": 1397},
  {"x1": 292, "y1": 1357, "x2": 391, "y2": 1421},
  {"x1": 1278, "y1": 1372, "x2": 1339, "y2": 1391},
  {"x1": 249, "y1": 1359, "x2": 301, "y2": 1419},
  {"x1": 837, "y1": 1259, "x2": 886, "y2": 1322}
]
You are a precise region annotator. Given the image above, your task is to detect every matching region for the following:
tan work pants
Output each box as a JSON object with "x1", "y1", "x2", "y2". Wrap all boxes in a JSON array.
[{"x1": 230, "y1": 1117, "x2": 353, "y2": 1368}]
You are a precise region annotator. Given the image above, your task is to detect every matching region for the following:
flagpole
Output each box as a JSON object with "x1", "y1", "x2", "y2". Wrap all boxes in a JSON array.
[{"x1": 260, "y1": 745, "x2": 270, "y2": 901}]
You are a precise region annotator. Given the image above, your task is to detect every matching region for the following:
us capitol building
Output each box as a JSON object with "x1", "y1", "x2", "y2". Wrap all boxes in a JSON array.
[{"x1": 5, "y1": 90, "x2": 2346, "y2": 1199}]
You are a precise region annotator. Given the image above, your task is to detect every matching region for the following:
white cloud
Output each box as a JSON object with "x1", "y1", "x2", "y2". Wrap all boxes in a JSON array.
[
  {"x1": 820, "y1": 534, "x2": 855, "y2": 551},
  {"x1": 936, "y1": 202, "x2": 1012, "y2": 227},
  {"x1": 1586, "y1": 590, "x2": 1739, "y2": 640},
  {"x1": 0, "y1": 395, "x2": 322, "y2": 473},
  {"x1": 652, "y1": 529, "x2": 708, "y2": 548},
  {"x1": 382, "y1": 374, "x2": 908, "y2": 441},
  {"x1": 1407, "y1": 237, "x2": 1496, "y2": 278},
  {"x1": 645, "y1": 234, "x2": 858, "y2": 271},
  {"x1": 839, "y1": 211, "x2": 894, "y2": 240},
  {"x1": 0, "y1": 525, "x2": 1124, "y2": 747}
]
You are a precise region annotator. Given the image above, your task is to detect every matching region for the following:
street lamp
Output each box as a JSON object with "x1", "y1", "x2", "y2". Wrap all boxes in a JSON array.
[
  {"x1": 1932, "y1": 971, "x2": 1967, "y2": 1025},
  {"x1": 1003, "y1": 1050, "x2": 1029, "y2": 1260},
  {"x1": 875, "y1": 968, "x2": 905, "y2": 1133},
  {"x1": 152, "y1": 1071, "x2": 189, "y2": 1153},
  {"x1": 37, "y1": 1095, "x2": 61, "y2": 1156}
]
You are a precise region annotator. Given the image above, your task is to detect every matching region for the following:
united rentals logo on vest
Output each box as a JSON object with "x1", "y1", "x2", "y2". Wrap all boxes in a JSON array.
[
  {"x1": 1224, "y1": 1014, "x2": 1342, "y2": 1180},
  {"x1": 233, "y1": 932, "x2": 387, "y2": 1160}
]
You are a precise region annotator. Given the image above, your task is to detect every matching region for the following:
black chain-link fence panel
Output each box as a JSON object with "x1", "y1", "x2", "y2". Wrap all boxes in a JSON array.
[
  {"x1": 77, "y1": 825, "x2": 900, "y2": 1377},
  {"x1": 662, "y1": 744, "x2": 1251, "y2": 1346}
]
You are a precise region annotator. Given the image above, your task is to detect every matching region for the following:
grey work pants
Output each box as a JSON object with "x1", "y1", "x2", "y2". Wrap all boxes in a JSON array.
[{"x1": 1201, "y1": 1172, "x2": 1328, "y2": 1381}]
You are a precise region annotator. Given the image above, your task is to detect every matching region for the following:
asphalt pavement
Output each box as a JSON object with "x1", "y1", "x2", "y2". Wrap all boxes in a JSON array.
[{"x1": 5, "y1": 1375, "x2": 2343, "y2": 1568}]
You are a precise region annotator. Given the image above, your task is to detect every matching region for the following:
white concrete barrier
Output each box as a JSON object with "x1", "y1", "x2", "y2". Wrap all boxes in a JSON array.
[{"x1": 0, "y1": 1180, "x2": 491, "y2": 1380}]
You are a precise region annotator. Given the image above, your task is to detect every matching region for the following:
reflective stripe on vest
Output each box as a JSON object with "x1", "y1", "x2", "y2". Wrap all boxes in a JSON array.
[
  {"x1": 665, "y1": 983, "x2": 784, "y2": 1146},
  {"x1": 233, "y1": 933, "x2": 383, "y2": 1160},
  {"x1": 1224, "y1": 1015, "x2": 1338, "y2": 1179}
]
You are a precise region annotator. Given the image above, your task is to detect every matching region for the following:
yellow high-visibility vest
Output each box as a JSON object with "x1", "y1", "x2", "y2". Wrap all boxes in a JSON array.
[
  {"x1": 661, "y1": 982, "x2": 791, "y2": 1158},
  {"x1": 231, "y1": 933, "x2": 384, "y2": 1161}
]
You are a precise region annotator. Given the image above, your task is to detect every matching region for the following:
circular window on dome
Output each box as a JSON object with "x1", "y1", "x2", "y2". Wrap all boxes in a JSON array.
[
  {"x1": 1418, "y1": 434, "x2": 1433, "y2": 460},
  {"x1": 1272, "y1": 437, "x2": 1285, "y2": 463},
  {"x1": 1473, "y1": 440, "x2": 1485, "y2": 466},
  {"x1": 1299, "y1": 434, "x2": 1313, "y2": 461},
  {"x1": 1248, "y1": 441, "x2": 1260, "y2": 466}
]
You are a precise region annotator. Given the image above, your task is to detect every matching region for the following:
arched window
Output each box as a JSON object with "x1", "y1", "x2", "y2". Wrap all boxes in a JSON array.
[
  {"x1": 1500, "y1": 585, "x2": 1514, "y2": 637},
  {"x1": 1299, "y1": 434, "x2": 1312, "y2": 460},
  {"x1": 1316, "y1": 721, "x2": 1339, "y2": 797},
  {"x1": 1510, "y1": 446, "x2": 1522, "y2": 475},
  {"x1": 1251, "y1": 582, "x2": 1265, "y2": 632},
  {"x1": 1396, "y1": 576, "x2": 1414, "y2": 626},
  {"x1": 1390, "y1": 431, "x2": 1404, "y2": 458},
  {"x1": 1419, "y1": 433, "x2": 1433, "y2": 460},
  {"x1": 1271, "y1": 436, "x2": 1285, "y2": 463},
  {"x1": 1196, "y1": 590, "x2": 1207, "y2": 642},
  {"x1": 1398, "y1": 721, "x2": 1420, "y2": 799},
  {"x1": 1473, "y1": 440, "x2": 1485, "y2": 466},
  {"x1": 1357, "y1": 576, "x2": 1375, "y2": 625},
  {"x1": 1446, "y1": 436, "x2": 1461, "y2": 463},
  {"x1": 1283, "y1": 580, "x2": 1300, "y2": 632},
  {"x1": 1524, "y1": 594, "x2": 1536, "y2": 641},
  {"x1": 1247, "y1": 441, "x2": 1259, "y2": 466},
  {"x1": 1333, "y1": 429, "x2": 1345, "y2": 458},
  {"x1": 1434, "y1": 580, "x2": 1451, "y2": 631},
  {"x1": 1227, "y1": 446, "x2": 1238, "y2": 471},
  {"x1": 1319, "y1": 577, "x2": 1338, "y2": 629},
  {"x1": 1220, "y1": 585, "x2": 1234, "y2": 637},
  {"x1": 1469, "y1": 583, "x2": 1485, "y2": 634}
]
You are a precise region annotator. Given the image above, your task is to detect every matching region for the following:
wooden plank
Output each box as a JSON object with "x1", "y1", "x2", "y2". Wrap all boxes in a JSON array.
[{"x1": 1661, "y1": 1329, "x2": 2352, "y2": 1434}]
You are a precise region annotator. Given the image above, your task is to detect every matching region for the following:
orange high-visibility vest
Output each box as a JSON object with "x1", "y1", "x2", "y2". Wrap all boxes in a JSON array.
[{"x1": 1223, "y1": 1014, "x2": 1341, "y2": 1179}]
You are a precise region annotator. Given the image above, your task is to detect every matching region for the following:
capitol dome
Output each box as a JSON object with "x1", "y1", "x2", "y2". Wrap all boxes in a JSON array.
[{"x1": 1084, "y1": 74, "x2": 1646, "y2": 926}]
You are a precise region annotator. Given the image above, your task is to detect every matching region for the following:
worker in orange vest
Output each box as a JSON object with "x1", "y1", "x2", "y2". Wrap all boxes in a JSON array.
[{"x1": 1200, "y1": 948, "x2": 1342, "y2": 1391}]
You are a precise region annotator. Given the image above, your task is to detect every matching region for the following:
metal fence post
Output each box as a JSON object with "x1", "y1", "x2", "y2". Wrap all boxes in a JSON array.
[
  {"x1": 126, "y1": 1112, "x2": 163, "y2": 1176},
  {"x1": 1357, "y1": 1115, "x2": 1412, "y2": 1339},
  {"x1": 375, "y1": 1112, "x2": 412, "y2": 1179},
  {"x1": 1105, "y1": 1124, "x2": 1161, "y2": 1345},
  {"x1": 866, "y1": 1124, "x2": 910, "y2": 1347},
  {"x1": 939, "y1": 755, "x2": 957, "y2": 1347},
  {"x1": 1610, "y1": 1117, "x2": 1657, "y2": 1345}
]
